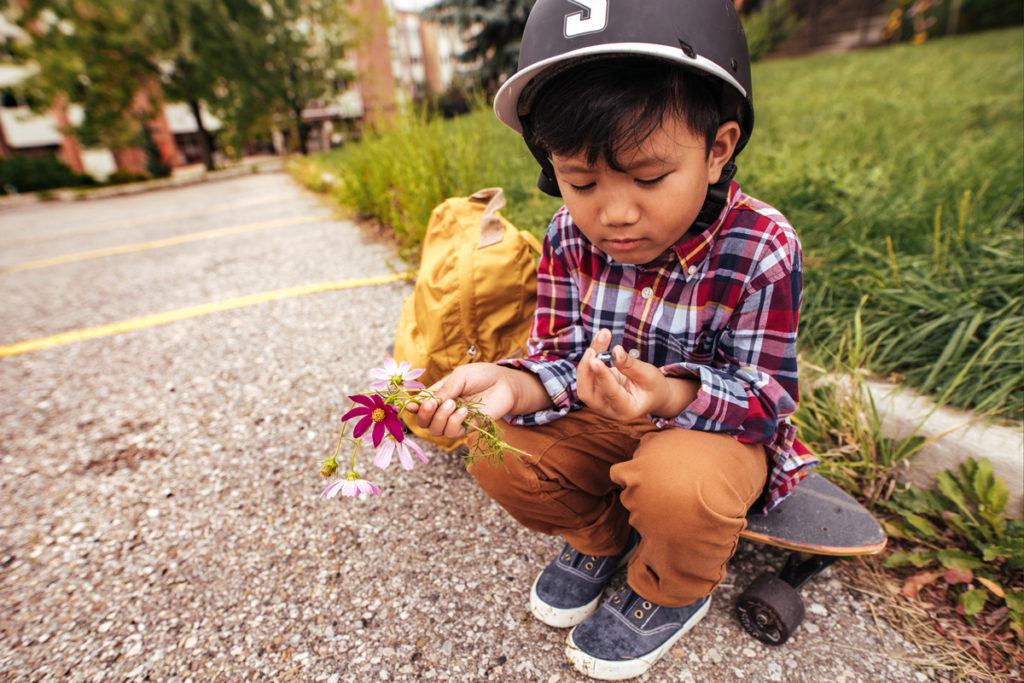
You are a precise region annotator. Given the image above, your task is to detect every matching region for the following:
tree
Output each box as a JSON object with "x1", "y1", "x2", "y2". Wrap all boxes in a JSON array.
[
  {"x1": 4, "y1": 0, "x2": 357, "y2": 171},
  {"x1": 242, "y1": 0, "x2": 355, "y2": 155},
  {"x1": 425, "y1": 0, "x2": 534, "y2": 95},
  {"x1": 7, "y1": 1, "x2": 161, "y2": 162}
]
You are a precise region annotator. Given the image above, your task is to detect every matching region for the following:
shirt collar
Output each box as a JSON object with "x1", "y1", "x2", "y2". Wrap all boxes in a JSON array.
[{"x1": 672, "y1": 180, "x2": 740, "y2": 272}]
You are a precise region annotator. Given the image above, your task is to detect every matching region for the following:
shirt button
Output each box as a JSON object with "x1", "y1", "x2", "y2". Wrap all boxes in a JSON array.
[
  {"x1": 628, "y1": 349, "x2": 641, "y2": 359},
  {"x1": 687, "y1": 265, "x2": 698, "y2": 276},
  {"x1": 640, "y1": 286, "x2": 654, "y2": 299}
]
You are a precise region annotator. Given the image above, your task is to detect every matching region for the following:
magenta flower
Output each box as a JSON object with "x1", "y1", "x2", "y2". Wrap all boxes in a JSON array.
[
  {"x1": 320, "y1": 472, "x2": 382, "y2": 498},
  {"x1": 373, "y1": 436, "x2": 429, "y2": 471},
  {"x1": 368, "y1": 358, "x2": 426, "y2": 391},
  {"x1": 342, "y1": 393, "x2": 405, "y2": 447}
]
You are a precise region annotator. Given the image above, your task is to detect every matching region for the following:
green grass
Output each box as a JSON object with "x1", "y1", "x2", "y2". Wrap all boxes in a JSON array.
[{"x1": 292, "y1": 28, "x2": 1023, "y2": 421}]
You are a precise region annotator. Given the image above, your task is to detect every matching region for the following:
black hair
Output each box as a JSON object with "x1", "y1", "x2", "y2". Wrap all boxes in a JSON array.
[{"x1": 521, "y1": 57, "x2": 724, "y2": 172}]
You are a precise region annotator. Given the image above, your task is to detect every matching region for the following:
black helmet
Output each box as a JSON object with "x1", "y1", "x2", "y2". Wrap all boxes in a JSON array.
[{"x1": 494, "y1": 0, "x2": 754, "y2": 196}]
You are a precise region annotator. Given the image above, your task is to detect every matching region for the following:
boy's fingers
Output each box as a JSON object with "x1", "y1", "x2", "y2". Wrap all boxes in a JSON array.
[{"x1": 587, "y1": 328, "x2": 612, "y2": 353}]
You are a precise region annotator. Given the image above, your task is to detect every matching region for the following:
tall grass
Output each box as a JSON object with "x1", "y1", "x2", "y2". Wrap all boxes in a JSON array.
[
  {"x1": 292, "y1": 28, "x2": 1023, "y2": 420},
  {"x1": 746, "y1": 30, "x2": 1023, "y2": 420},
  {"x1": 291, "y1": 96, "x2": 562, "y2": 261}
]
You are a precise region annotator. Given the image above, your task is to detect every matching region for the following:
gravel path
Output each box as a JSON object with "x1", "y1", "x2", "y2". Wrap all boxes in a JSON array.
[{"x1": 0, "y1": 173, "x2": 938, "y2": 682}]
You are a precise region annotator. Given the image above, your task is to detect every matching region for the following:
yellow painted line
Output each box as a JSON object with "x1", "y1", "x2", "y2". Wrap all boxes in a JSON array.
[
  {"x1": 0, "y1": 192, "x2": 299, "y2": 248},
  {"x1": 1, "y1": 214, "x2": 330, "y2": 273},
  {"x1": 0, "y1": 272, "x2": 412, "y2": 358}
]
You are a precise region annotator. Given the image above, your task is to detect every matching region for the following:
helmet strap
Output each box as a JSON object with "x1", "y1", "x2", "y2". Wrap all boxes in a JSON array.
[
  {"x1": 521, "y1": 118, "x2": 563, "y2": 197},
  {"x1": 691, "y1": 161, "x2": 735, "y2": 234}
]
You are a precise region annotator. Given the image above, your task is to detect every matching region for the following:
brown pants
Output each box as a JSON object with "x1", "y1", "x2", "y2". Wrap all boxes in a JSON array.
[{"x1": 469, "y1": 408, "x2": 768, "y2": 607}]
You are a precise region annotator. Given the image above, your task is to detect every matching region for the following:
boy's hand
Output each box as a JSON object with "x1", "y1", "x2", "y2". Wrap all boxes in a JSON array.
[
  {"x1": 577, "y1": 329, "x2": 697, "y2": 421},
  {"x1": 407, "y1": 364, "x2": 551, "y2": 440}
]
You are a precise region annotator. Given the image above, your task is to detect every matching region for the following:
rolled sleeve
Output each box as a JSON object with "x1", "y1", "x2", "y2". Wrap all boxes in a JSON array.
[{"x1": 657, "y1": 265, "x2": 801, "y2": 444}]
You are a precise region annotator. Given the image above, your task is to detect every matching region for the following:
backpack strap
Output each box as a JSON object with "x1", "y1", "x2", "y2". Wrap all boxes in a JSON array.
[{"x1": 472, "y1": 187, "x2": 543, "y2": 255}]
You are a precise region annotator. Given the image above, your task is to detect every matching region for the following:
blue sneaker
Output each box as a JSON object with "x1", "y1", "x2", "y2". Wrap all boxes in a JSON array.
[
  {"x1": 565, "y1": 584, "x2": 711, "y2": 680},
  {"x1": 529, "y1": 531, "x2": 639, "y2": 628}
]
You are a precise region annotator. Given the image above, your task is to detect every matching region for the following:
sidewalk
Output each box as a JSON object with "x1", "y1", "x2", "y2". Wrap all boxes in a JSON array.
[{"x1": 0, "y1": 154, "x2": 286, "y2": 209}]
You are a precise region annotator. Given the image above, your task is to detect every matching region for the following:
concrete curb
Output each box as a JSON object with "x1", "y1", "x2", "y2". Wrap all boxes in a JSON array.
[
  {"x1": 0, "y1": 156, "x2": 286, "y2": 208},
  {"x1": 866, "y1": 380, "x2": 1024, "y2": 519}
]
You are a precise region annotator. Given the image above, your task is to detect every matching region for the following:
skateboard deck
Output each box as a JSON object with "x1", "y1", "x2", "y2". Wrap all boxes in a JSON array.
[{"x1": 741, "y1": 472, "x2": 886, "y2": 555}]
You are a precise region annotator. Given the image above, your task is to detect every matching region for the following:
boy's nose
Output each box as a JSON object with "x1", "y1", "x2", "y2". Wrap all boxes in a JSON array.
[{"x1": 599, "y1": 196, "x2": 640, "y2": 227}]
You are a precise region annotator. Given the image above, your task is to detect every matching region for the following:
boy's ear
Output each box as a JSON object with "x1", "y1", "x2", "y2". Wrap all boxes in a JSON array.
[{"x1": 707, "y1": 121, "x2": 742, "y2": 184}]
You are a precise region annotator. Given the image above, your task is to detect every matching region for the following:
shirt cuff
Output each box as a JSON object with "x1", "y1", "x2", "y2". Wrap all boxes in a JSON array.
[{"x1": 497, "y1": 356, "x2": 580, "y2": 425}]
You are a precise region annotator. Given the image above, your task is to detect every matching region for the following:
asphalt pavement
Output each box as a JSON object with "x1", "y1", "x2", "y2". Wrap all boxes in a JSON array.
[{"x1": 0, "y1": 172, "x2": 942, "y2": 681}]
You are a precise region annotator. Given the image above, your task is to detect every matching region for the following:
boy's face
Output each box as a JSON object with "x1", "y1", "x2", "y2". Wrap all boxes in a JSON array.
[{"x1": 551, "y1": 117, "x2": 740, "y2": 265}]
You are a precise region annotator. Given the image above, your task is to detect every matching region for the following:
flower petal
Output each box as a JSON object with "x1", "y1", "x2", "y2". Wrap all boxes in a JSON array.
[
  {"x1": 384, "y1": 413, "x2": 405, "y2": 442},
  {"x1": 348, "y1": 394, "x2": 377, "y2": 408},
  {"x1": 340, "y1": 404, "x2": 368, "y2": 422},
  {"x1": 405, "y1": 367, "x2": 425, "y2": 380},
  {"x1": 370, "y1": 419, "x2": 386, "y2": 447},
  {"x1": 356, "y1": 479, "x2": 382, "y2": 496},
  {"x1": 319, "y1": 481, "x2": 345, "y2": 499},
  {"x1": 374, "y1": 439, "x2": 396, "y2": 469},
  {"x1": 352, "y1": 414, "x2": 373, "y2": 439},
  {"x1": 397, "y1": 443, "x2": 414, "y2": 471},
  {"x1": 406, "y1": 438, "x2": 429, "y2": 465}
]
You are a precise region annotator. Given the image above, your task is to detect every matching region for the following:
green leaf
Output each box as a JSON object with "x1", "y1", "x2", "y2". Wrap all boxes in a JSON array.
[
  {"x1": 972, "y1": 457, "x2": 995, "y2": 502},
  {"x1": 960, "y1": 589, "x2": 987, "y2": 615},
  {"x1": 904, "y1": 513, "x2": 941, "y2": 541},
  {"x1": 936, "y1": 470, "x2": 970, "y2": 514},
  {"x1": 937, "y1": 549, "x2": 984, "y2": 570},
  {"x1": 883, "y1": 551, "x2": 913, "y2": 567},
  {"x1": 1005, "y1": 591, "x2": 1024, "y2": 613},
  {"x1": 908, "y1": 551, "x2": 938, "y2": 568}
]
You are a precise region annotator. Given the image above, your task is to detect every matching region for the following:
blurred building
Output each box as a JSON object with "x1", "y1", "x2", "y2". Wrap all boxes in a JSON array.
[{"x1": 0, "y1": 2, "x2": 474, "y2": 175}]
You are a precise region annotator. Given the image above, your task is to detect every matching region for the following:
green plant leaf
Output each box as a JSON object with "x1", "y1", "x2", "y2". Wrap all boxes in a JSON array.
[
  {"x1": 883, "y1": 551, "x2": 913, "y2": 567},
  {"x1": 1005, "y1": 591, "x2": 1024, "y2": 613},
  {"x1": 937, "y1": 549, "x2": 984, "y2": 570},
  {"x1": 905, "y1": 513, "x2": 941, "y2": 541},
  {"x1": 960, "y1": 589, "x2": 987, "y2": 615},
  {"x1": 971, "y1": 457, "x2": 996, "y2": 502},
  {"x1": 936, "y1": 470, "x2": 970, "y2": 515},
  {"x1": 907, "y1": 550, "x2": 938, "y2": 568}
]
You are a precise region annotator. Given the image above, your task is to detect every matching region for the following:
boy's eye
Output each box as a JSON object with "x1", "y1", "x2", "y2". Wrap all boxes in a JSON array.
[
  {"x1": 636, "y1": 174, "x2": 668, "y2": 186},
  {"x1": 569, "y1": 182, "x2": 596, "y2": 192}
]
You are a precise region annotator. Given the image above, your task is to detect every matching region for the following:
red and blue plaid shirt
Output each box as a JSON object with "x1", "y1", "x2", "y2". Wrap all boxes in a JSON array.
[{"x1": 501, "y1": 182, "x2": 817, "y2": 512}]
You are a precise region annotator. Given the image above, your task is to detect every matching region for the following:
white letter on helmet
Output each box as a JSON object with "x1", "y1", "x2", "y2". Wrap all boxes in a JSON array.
[{"x1": 564, "y1": 0, "x2": 608, "y2": 37}]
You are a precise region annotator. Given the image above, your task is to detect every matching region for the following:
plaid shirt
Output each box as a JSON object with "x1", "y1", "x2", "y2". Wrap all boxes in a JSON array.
[{"x1": 501, "y1": 182, "x2": 817, "y2": 512}]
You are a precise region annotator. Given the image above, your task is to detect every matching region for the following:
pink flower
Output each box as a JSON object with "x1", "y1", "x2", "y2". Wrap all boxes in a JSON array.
[
  {"x1": 320, "y1": 472, "x2": 382, "y2": 498},
  {"x1": 341, "y1": 393, "x2": 404, "y2": 447},
  {"x1": 373, "y1": 436, "x2": 429, "y2": 471},
  {"x1": 368, "y1": 358, "x2": 426, "y2": 391}
]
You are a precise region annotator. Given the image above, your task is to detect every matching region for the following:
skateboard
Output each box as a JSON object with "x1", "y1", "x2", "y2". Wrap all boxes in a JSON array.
[{"x1": 735, "y1": 472, "x2": 886, "y2": 645}]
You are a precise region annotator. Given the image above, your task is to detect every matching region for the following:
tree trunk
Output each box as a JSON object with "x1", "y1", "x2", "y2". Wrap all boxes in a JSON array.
[
  {"x1": 188, "y1": 98, "x2": 216, "y2": 171},
  {"x1": 294, "y1": 106, "x2": 310, "y2": 155}
]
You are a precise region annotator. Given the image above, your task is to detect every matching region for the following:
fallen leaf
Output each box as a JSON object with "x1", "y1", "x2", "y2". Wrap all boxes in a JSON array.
[
  {"x1": 944, "y1": 567, "x2": 973, "y2": 584},
  {"x1": 902, "y1": 570, "x2": 943, "y2": 598}
]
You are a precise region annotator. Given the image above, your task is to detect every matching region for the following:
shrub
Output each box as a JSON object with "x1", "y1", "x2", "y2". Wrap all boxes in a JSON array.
[{"x1": 0, "y1": 155, "x2": 95, "y2": 194}]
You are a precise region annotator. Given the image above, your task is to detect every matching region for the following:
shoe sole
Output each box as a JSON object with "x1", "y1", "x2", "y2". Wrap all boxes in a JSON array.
[
  {"x1": 529, "y1": 577, "x2": 601, "y2": 628},
  {"x1": 529, "y1": 540, "x2": 639, "y2": 628},
  {"x1": 563, "y1": 596, "x2": 711, "y2": 681}
]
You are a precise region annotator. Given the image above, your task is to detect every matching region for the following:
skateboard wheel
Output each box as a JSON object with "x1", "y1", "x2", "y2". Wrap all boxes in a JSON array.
[{"x1": 735, "y1": 573, "x2": 805, "y2": 645}]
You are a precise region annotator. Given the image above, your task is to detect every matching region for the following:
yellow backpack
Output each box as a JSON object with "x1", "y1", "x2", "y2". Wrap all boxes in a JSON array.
[{"x1": 393, "y1": 188, "x2": 542, "y2": 450}]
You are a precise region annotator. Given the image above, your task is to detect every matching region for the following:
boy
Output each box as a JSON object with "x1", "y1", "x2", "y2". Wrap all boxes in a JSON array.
[{"x1": 409, "y1": 0, "x2": 816, "y2": 679}]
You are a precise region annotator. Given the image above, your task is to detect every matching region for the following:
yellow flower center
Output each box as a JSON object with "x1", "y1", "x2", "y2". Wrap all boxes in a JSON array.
[{"x1": 371, "y1": 408, "x2": 386, "y2": 423}]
